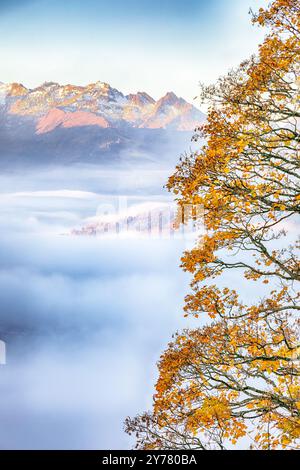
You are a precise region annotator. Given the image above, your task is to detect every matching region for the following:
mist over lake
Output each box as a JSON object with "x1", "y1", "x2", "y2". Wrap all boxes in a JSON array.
[{"x1": 1, "y1": 0, "x2": 298, "y2": 454}]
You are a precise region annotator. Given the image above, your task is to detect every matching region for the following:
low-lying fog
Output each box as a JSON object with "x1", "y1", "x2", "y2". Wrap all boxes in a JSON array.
[{"x1": 0, "y1": 161, "x2": 289, "y2": 449}]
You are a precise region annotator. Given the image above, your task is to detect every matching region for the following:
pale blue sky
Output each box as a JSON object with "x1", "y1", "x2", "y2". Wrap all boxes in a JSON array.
[{"x1": 0, "y1": 0, "x2": 268, "y2": 102}]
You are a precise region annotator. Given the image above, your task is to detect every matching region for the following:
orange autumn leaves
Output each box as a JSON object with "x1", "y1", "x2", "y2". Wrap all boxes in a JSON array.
[
  {"x1": 125, "y1": 0, "x2": 300, "y2": 450},
  {"x1": 153, "y1": 314, "x2": 299, "y2": 449}
]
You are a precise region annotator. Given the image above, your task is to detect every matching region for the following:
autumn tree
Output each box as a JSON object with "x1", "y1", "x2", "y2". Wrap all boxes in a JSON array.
[{"x1": 125, "y1": 0, "x2": 300, "y2": 450}]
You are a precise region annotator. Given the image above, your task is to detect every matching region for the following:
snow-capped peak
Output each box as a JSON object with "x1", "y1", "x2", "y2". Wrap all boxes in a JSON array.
[{"x1": 0, "y1": 80, "x2": 205, "y2": 132}]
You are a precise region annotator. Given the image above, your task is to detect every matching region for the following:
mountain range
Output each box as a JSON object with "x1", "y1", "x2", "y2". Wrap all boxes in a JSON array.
[
  {"x1": 71, "y1": 202, "x2": 176, "y2": 238},
  {"x1": 0, "y1": 81, "x2": 205, "y2": 167}
]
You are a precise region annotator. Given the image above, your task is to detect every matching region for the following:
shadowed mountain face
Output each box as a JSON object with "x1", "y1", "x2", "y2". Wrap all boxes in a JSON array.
[{"x1": 0, "y1": 81, "x2": 205, "y2": 168}]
